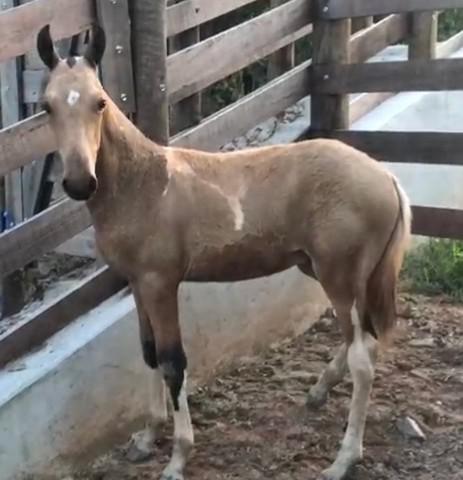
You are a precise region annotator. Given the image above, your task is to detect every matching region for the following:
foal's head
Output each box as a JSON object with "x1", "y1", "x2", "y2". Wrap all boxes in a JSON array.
[{"x1": 37, "y1": 24, "x2": 107, "y2": 201}]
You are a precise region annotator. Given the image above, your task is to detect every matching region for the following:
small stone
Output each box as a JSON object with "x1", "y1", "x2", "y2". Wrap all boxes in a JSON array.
[
  {"x1": 409, "y1": 338, "x2": 435, "y2": 348},
  {"x1": 396, "y1": 416, "x2": 426, "y2": 441},
  {"x1": 401, "y1": 303, "x2": 417, "y2": 319}
]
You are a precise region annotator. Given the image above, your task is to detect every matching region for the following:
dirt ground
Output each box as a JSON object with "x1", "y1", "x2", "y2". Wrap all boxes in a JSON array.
[{"x1": 64, "y1": 292, "x2": 463, "y2": 480}]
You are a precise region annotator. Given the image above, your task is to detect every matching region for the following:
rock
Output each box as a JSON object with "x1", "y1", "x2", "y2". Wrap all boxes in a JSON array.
[
  {"x1": 409, "y1": 338, "x2": 435, "y2": 348},
  {"x1": 400, "y1": 303, "x2": 418, "y2": 319},
  {"x1": 396, "y1": 416, "x2": 426, "y2": 441}
]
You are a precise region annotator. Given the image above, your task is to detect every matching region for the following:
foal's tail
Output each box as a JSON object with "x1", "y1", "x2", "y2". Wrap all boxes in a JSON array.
[{"x1": 364, "y1": 177, "x2": 412, "y2": 343}]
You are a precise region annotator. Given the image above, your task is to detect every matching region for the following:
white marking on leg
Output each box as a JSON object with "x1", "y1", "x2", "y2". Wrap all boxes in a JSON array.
[
  {"x1": 129, "y1": 368, "x2": 168, "y2": 457},
  {"x1": 150, "y1": 367, "x2": 168, "y2": 426},
  {"x1": 66, "y1": 89, "x2": 80, "y2": 106},
  {"x1": 321, "y1": 305, "x2": 378, "y2": 480},
  {"x1": 162, "y1": 372, "x2": 194, "y2": 480}
]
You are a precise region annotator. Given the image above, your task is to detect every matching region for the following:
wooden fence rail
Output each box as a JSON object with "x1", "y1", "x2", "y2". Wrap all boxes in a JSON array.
[
  {"x1": 168, "y1": 0, "x2": 312, "y2": 103},
  {"x1": 320, "y1": 0, "x2": 463, "y2": 20},
  {"x1": 0, "y1": 0, "x2": 94, "y2": 63},
  {"x1": 312, "y1": 130, "x2": 463, "y2": 166},
  {"x1": 166, "y1": 0, "x2": 258, "y2": 37},
  {"x1": 313, "y1": 58, "x2": 463, "y2": 93}
]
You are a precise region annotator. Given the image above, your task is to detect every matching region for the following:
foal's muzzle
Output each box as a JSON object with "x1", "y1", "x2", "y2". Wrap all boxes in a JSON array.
[{"x1": 62, "y1": 175, "x2": 98, "y2": 201}]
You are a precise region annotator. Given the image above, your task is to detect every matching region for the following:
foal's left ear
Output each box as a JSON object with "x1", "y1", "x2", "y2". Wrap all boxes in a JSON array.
[{"x1": 83, "y1": 24, "x2": 106, "y2": 68}]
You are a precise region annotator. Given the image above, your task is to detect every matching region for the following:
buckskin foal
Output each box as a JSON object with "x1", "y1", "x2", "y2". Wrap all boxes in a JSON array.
[{"x1": 37, "y1": 24, "x2": 411, "y2": 480}]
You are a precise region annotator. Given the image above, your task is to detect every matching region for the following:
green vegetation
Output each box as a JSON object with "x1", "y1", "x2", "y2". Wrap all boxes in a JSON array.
[
  {"x1": 438, "y1": 9, "x2": 463, "y2": 41},
  {"x1": 402, "y1": 239, "x2": 463, "y2": 301}
]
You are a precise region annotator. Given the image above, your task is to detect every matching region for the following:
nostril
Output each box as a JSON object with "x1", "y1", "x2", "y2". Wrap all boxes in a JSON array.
[{"x1": 88, "y1": 176, "x2": 97, "y2": 193}]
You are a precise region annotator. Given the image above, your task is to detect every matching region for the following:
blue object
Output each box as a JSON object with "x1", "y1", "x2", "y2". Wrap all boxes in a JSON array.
[{"x1": 1, "y1": 210, "x2": 15, "y2": 232}]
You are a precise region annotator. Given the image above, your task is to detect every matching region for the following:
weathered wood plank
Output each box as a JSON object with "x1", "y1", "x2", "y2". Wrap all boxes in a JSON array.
[
  {"x1": 0, "y1": 0, "x2": 94, "y2": 63},
  {"x1": 310, "y1": 4, "x2": 350, "y2": 131},
  {"x1": 349, "y1": 92, "x2": 395, "y2": 124},
  {"x1": 1, "y1": 2, "x2": 23, "y2": 224},
  {"x1": 350, "y1": 14, "x2": 407, "y2": 64},
  {"x1": 319, "y1": 0, "x2": 463, "y2": 20},
  {"x1": 312, "y1": 58, "x2": 463, "y2": 94},
  {"x1": 0, "y1": 112, "x2": 54, "y2": 178},
  {"x1": 166, "y1": 0, "x2": 257, "y2": 37},
  {"x1": 96, "y1": 0, "x2": 135, "y2": 113},
  {"x1": 0, "y1": 266, "x2": 127, "y2": 368},
  {"x1": 171, "y1": 60, "x2": 311, "y2": 151},
  {"x1": 268, "y1": 0, "x2": 296, "y2": 80},
  {"x1": 0, "y1": 199, "x2": 91, "y2": 277},
  {"x1": 408, "y1": 11, "x2": 437, "y2": 60},
  {"x1": 320, "y1": 130, "x2": 463, "y2": 166},
  {"x1": 169, "y1": 0, "x2": 202, "y2": 134},
  {"x1": 168, "y1": 0, "x2": 312, "y2": 103},
  {"x1": 131, "y1": 0, "x2": 169, "y2": 143},
  {"x1": 412, "y1": 206, "x2": 463, "y2": 240}
]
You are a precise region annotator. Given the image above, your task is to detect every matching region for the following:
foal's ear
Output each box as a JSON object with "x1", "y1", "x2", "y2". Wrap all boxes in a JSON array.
[
  {"x1": 83, "y1": 24, "x2": 106, "y2": 68},
  {"x1": 37, "y1": 24, "x2": 60, "y2": 70}
]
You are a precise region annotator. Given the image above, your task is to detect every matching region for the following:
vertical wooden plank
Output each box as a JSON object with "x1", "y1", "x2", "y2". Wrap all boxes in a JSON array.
[
  {"x1": 169, "y1": 0, "x2": 202, "y2": 134},
  {"x1": 1, "y1": 2, "x2": 23, "y2": 224},
  {"x1": 1, "y1": 0, "x2": 25, "y2": 317},
  {"x1": 352, "y1": 16, "x2": 373, "y2": 33},
  {"x1": 268, "y1": 0, "x2": 296, "y2": 79},
  {"x1": 97, "y1": 0, "x2": 135, "y2": 113},
  {"x1": 130, "y1": 0, "x2": 169, "y2": 144},
  {"x1": 408, "y1": 11, "x2": 437, "y2": 60},
  {"x1": 311, "y1": 2, "x2": 350, "y2": 131}
]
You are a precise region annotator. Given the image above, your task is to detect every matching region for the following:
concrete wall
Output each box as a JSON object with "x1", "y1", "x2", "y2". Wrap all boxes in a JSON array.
[{"x1": 0, "y1": 269, "x2": 328, "y2": 480}]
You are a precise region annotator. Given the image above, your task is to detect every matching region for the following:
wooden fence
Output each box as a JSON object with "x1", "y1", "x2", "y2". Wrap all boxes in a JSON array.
[{"x1": 1, "y1": 0, "x2": 463, "y2": 367}]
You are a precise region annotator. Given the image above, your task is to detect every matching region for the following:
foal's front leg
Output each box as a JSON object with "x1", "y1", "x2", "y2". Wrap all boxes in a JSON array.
[
  {"x1": 127, "y1": 285, "x2": 168, "y2": 462},
  {"x1": 138, "y1": 274, "x2": 194, "y2": 480}
]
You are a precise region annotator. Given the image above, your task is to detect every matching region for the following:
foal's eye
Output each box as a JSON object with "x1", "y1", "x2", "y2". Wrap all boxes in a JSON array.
[
  {"x1": 41, "y1": 102, "x2": 51, "y2": 114},
  {"x1": 96, "y1": 98, "x2": 107, "y2": 112}
]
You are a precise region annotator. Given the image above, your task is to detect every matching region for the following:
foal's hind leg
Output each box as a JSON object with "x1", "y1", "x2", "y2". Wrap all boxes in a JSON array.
[
  {"x1": 126, "y1": 284, "x2": 168, "y2": 462},
  {"x1": 320, "y1": 303, "x2": 378, "y2": 480},
  {"x1": 306, "y1": 342, "x2": 347, "y2": 409}
]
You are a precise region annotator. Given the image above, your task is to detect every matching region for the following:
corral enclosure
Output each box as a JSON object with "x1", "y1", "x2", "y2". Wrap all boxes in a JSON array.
[{"x1": 1, "y1": 0, "x2": 463, "y2": 479}]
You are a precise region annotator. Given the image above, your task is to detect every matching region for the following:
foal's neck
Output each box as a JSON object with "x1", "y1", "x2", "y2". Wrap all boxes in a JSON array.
[{"x1": 88, "y1": 97, "x2": 169, "y2": 219}]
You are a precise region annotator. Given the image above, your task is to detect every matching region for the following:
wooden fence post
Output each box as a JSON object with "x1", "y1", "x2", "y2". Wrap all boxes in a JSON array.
[
  {"x1": 311, "y1": 2, "x2": 350, "y2": 132},
  {"x1": 268, "y1": 0, "x2": 296, "y2": 79},
  {"x1": 130, "y1": 0, "x2": 169, "y2": 144},
  {"x1": 168, "y1": 0, "x2": 202, "y2": 134},
  {"x1": 97, "y1": 0, "x2": 136, "y2": 114},
  {"x1": 408, "y1": 11, "x2": 437, "y2": 60}
]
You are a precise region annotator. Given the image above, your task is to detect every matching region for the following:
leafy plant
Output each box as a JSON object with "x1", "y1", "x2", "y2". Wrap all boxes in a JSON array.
[
  {"x1": 401, "y1": 239, "x2": 463, "y2": 300},
  {"x1": 438, "y1": 9, "x2": 463, "y2": 41}
]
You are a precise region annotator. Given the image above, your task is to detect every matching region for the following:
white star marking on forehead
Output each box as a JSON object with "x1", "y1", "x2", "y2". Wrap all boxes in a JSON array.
[{"x1": 67, "y1": 89, "x2": 80, "y2": 107}]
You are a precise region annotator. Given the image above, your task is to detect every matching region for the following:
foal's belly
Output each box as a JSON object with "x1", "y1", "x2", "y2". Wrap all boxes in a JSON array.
[{"x1": 185, "y1": 242, "x2": 307, "y2": 282}]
